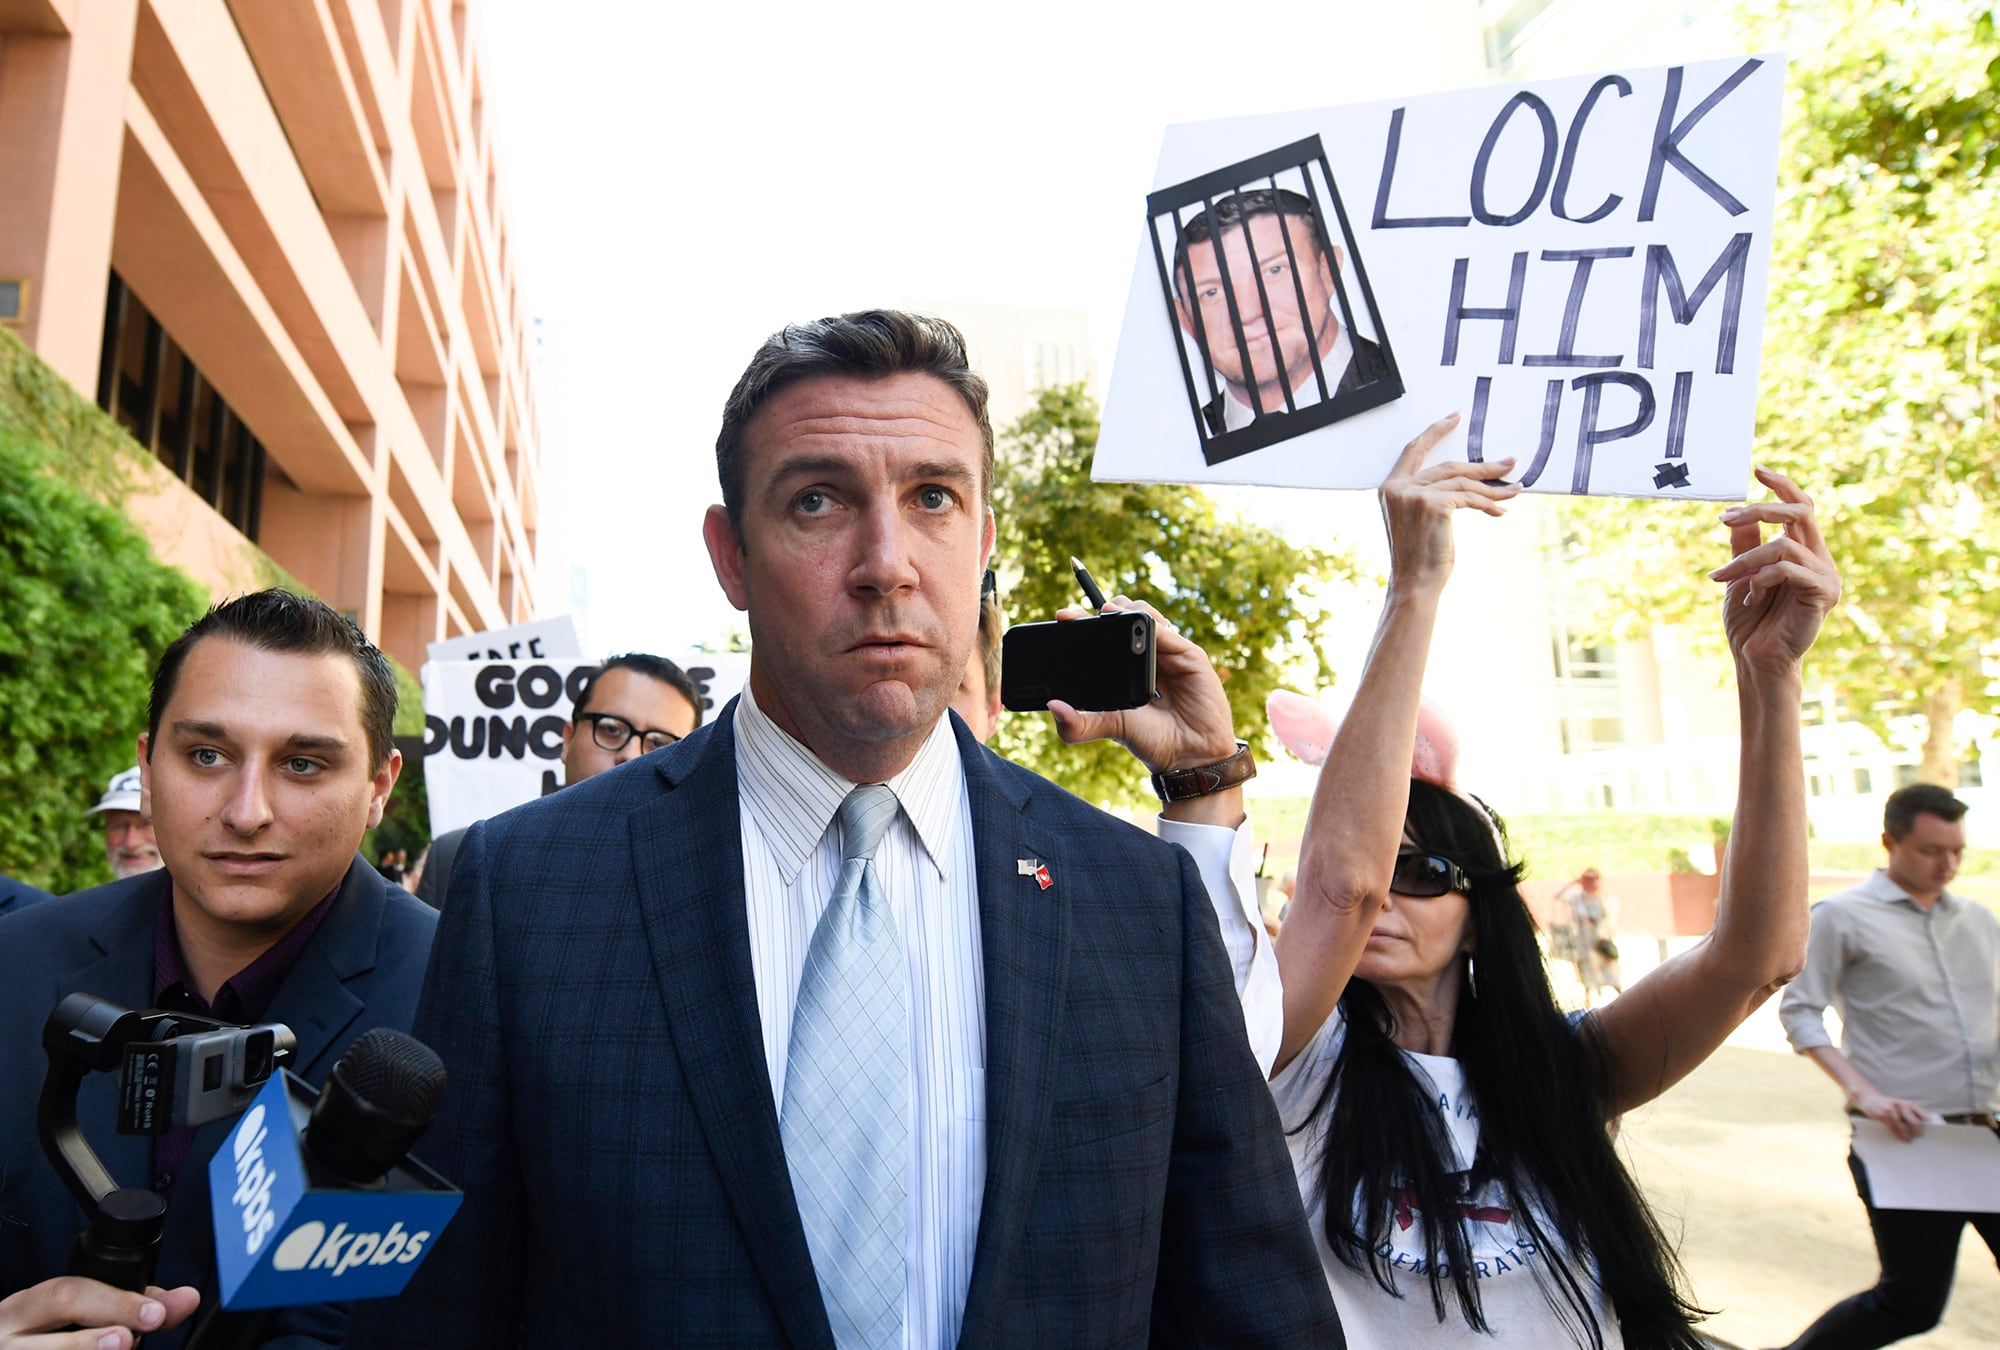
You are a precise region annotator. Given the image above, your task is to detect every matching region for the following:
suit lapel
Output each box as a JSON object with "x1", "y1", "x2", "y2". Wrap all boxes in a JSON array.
[
  {"x1": 259, "y1": 856, "x2": 379, "y2": 1082},
  {"x1": 957, "y1": 728, "x2": 1070, "y2": 1344},
  {"x1": 628, "y1": 709, "x2": 835, "y2": 1350}
]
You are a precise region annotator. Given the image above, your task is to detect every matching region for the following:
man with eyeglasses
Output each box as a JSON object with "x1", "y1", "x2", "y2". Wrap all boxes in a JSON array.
[{"x1": 418, "y1": 652, "x2": 703, "y2": 909}]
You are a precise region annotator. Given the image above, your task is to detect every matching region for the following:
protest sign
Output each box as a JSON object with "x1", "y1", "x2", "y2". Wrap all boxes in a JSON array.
[
  {"x1": 421, "y1": 652, "x2": 752, "y2": 836},
  {"x1": 1099, "y1": 55, "x2": 1784, "y2": 500},
  {"x1": 677, "y1": 651, "x2": 751, "y2": 728},
  {"x1": 423, "y1": 658, "x2": 596, "y2": 836},
  {"x1": 425, "y1": 615, "x2": 581, "y2": 668}
]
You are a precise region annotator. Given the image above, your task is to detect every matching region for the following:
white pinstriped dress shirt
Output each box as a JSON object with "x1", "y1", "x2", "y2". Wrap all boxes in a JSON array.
[{"x1": 734, "y1": 686, "x2": 986, "y2": 1350}]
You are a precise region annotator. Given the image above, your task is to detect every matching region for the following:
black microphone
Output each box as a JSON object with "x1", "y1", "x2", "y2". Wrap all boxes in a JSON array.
[
  {"x1": 186, "y1": 1029, "x2": 456, "y2": 1350},
  {"x1": 306, "y1": 1028, "x2": 447, "y2": 1184}
]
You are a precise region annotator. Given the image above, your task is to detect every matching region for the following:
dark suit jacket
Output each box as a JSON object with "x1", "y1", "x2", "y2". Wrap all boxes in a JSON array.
[
  {"x1": 358, "y1": 706, "x2": 1338, "y2": 1348},
  {"x1": 1201, "y1": 332, "x2": 1388, "y2": 436},
  {"x1": 0, "y1": 857, "x2": 438, "y2": 1349},
  {"x1": 0, "y1": 870, "x2": 52, "y2": 916},
  {"x1": 413, "y1": 826, "x2": 464, "y2": 909}
]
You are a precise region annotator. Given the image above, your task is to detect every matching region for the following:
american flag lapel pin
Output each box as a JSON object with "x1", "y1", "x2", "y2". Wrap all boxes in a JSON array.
[{"x1": 1017, "y1": 858, "x2": 1054, "y2": 890}]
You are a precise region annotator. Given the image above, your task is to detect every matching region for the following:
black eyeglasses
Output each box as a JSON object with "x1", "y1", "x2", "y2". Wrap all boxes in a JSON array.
[
  {"x1": 1391, "y1": 850, "x2": 1474, "y2": 898},
  {"x1": 578, "y1": 713, "x2": 680, "y2": 754}
]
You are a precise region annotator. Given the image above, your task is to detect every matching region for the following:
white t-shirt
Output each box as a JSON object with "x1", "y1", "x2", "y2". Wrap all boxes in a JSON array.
[{"x1": 1270, "y1": 1011, "x2": 1625, "y2": 1349}]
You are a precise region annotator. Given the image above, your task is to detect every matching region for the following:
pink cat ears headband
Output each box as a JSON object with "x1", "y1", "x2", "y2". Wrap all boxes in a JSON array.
[
  {"x1": 1266, "y1": 690, "x2": 1462, "y2": 788},
  {"x1": 1266, "y1": 689, "x2": 1507, "y2": 855}
]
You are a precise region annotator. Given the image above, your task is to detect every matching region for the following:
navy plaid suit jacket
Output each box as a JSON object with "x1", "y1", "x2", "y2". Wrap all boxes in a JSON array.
[{"x1": 357, "y1": 705, "x2": 1338, "y2": 1347}]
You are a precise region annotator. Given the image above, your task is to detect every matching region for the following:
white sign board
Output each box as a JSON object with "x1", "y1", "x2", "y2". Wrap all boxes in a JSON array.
[
  {"x1": 425, "y1": 615, "x2": 581, "y2": 668},
  {"x1": 421, "y1": 651, "x2": 753, "y2": 836},
  {"x1": 1098, "y1": 55, "x2": 1784, "y2": 500},
  {"x1": 423, "y1": 658, "x2": 596, "y2": 837},
  {"x1": 676, "y1": 652, "x2": 751, "y2": 729},
  {"x1": 1852, "y1": 1120, "x2": 2000, "y2": 1212}
]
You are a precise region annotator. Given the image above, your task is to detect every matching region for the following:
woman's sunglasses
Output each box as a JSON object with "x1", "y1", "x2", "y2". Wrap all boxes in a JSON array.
[{"x1": 1391, "y1": 849, "x2": 1475, "y2": 898}]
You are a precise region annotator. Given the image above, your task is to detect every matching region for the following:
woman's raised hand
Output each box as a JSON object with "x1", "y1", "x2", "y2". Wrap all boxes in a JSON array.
[
  {"x1": 1378, "y1": 412, "x2": 1520, "y2": 588},
  {"x1": 1709, "y1": 467, "x2": 1841, "y2": 675}
]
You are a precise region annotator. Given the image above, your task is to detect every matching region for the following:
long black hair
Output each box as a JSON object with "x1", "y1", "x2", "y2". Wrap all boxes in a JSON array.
[{"x1": 1298, "y1": 778, "x2": 1706, "y2": 1348}]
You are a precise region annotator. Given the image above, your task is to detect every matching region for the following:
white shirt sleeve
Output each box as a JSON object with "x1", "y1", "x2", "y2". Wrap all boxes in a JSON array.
[
  {"x1": 1779, "y1": 901, "x2": 1844, "y2": 1054},
  {"x1": 1156, "y1": 814, "x2": 1284, "y2": 1077}
]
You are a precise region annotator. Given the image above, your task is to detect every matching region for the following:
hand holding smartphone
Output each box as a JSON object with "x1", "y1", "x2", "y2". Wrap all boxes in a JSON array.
[{"x1": 999, "y1": 560, "x2": 1159, "y2": 712}]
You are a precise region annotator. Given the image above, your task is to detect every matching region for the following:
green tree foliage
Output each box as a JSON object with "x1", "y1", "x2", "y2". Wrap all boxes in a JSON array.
[
  {"x1": 0, "y1": 327, "x2": 431, "y2": 885},
  {"x1": 1562, "y1": 0, "x2": 2000, "y2": 784},
  {"x1": 367, "y1": 663, "x2": 433, "y2": 865},
  {"x1": 0, "y1": 429, "x2": 206, "y2": 891},
  {"x1": 989, "y1": 384, "x2": 1361, "y2": 808}
]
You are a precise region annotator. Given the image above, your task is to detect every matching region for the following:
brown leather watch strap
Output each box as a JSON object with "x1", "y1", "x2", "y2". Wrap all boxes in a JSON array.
[{"x1": 1150, "y1": 740, "x2": 1256, "y2": 803}]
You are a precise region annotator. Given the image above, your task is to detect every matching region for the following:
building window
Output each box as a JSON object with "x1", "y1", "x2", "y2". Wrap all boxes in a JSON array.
[
  {"x1": 1853, "y1": 766, "x2": 1873, "y2": 795},
  {"x1": 1024, "y1": 339, "x2": 1082, "y2": 393},
  {"x1": 97, "y1": 273, "x2": 265, "y2": 541}
]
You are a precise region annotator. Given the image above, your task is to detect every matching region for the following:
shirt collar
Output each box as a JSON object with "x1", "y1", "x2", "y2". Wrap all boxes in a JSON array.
[
  {"x1": 1222, "y1": 324, "x2": 1356, "y2": 432},
  {"x1": 1861, "y1": 867, "x2": 1959, "y2": 912},
  {"x1": 734, "y1": 681, "x2": 964, "y2": 886},
  {"x1": 153, "y1": 878, "x2": 342, "y2": 1023}
]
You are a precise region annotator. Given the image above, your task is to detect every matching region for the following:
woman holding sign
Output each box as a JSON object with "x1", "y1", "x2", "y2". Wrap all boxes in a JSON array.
[
  {"x1": 1266, "y1": 420, "x2": 1837, "y2": 1346},
  {"x1": 1058, "y1": 414, "x2": 1839, "y2": 1347}
]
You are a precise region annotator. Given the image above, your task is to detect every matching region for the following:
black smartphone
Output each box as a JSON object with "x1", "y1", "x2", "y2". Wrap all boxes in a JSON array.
[{"x1": 1000, "y1": 612, "x2": 1157, "y2": 712}]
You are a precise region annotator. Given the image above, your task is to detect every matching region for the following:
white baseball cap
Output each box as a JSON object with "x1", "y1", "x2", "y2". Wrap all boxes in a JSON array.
[{"x1": 87, "y1": 766, "x2": 144, "y2": 816}]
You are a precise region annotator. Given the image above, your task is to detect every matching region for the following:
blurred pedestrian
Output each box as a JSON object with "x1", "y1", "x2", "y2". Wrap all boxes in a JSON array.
[
  {"x1": 1775, "y1": 783, "x2": 1996, "y2": 1349},
  {"x1": 86, "y1": 764, "x2": 162, "y2": 879},
  {"x1": 1554, "y1": 868, "x2": 1623, "y2": 1006}
]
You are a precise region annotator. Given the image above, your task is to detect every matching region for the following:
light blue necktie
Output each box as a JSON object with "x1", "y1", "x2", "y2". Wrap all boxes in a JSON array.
[{"x1": 781, "y1": 784, "x2": 908, "y2": 1350}]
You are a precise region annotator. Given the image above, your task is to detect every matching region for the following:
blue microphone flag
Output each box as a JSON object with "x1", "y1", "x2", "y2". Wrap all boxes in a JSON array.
[{"x1": 208, "y1": 1072, "x2": 461, "y2": 1310}]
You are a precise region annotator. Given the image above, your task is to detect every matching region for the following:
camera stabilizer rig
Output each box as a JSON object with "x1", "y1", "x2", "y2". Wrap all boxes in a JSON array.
[{"x1": 38, "y1": 992, "x2": 295, "y2": 1292}]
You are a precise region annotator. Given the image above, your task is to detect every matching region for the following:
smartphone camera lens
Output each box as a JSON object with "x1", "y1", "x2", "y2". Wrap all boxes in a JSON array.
[{"x1": 1131, "y1": 622, "x2": 1146, "y2": 654}]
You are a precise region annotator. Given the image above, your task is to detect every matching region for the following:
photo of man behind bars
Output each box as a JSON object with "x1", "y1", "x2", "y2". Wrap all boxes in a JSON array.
[{"x1": 1151, "y1": 137, "x2": 1402, "y2": 465}]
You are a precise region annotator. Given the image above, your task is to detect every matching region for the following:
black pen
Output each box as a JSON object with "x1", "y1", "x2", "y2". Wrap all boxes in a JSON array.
[{"x1": 1070, "y1": 556, "x2": 1108, "y2": 612}]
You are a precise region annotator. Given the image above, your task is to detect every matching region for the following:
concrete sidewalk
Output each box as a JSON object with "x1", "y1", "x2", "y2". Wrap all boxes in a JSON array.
[{"x1": 1622, "y1": 1040, "x2": 2000, "y2": 1349}]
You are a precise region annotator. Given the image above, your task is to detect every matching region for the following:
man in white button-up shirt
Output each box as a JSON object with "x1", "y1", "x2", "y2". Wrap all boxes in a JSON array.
[
  {"x1": 1777, "y1": 783, "x2": 2000, "y2": 1349},
  {"x1": 370, "y1": 310, "x2": 1338, "y2": 1349}
]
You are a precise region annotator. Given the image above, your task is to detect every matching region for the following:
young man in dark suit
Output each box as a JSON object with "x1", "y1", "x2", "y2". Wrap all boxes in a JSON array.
[
  {"x1": 0, "y1": 590, "x2": 436, "y2": 1350},
  {"x1": 366, "y1": 310, "x2": 1337, "y2": 1347}
]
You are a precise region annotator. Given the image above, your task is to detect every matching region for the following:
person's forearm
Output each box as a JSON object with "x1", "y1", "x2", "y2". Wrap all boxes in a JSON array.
[
  {"x1": 1298, "y1": 583, "x2": 1442, "y2": 898},
  {"x1": 1805, "y1": 1044, "x2": 1881, "y2": 1105},
  {"x1": 1274, "y1": 580, "x2": 1443, "y2": 1067},
  {"x1": 1709, "y1": 659, "x2": 1810, "y2": 990}
]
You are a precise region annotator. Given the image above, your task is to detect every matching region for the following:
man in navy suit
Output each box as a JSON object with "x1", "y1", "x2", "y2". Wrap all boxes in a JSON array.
[
  {"x1": 0, "y1": 591, "x2": 436, "y2": 1349},
  {"x1": 367, "y1": 310, "x2": 1337, "y2": 1346}
]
